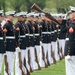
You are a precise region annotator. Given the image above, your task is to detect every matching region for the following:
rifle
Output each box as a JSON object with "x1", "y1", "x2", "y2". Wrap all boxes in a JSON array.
[
  {"x1": 18, "y1": 52, "x2": 24, "y2": 75},
  {"x1": 4, "y1": 55, "x2": 9, "y2": 75},
  {"x1": 57, "y1": 41, "x2": 62, "y2": 60},
  {"x1": 3, "y1": 30, "x2": 9, "y2": 75},
  {"x1": 31, "y1": 3, "x2": 60, "y2": 25},
  {"x1": 42, "y1": 46, "x2": 48, "y2": 68},
  {"x1": 24, "y1": 58, "x2": 30, "y2": 75},
  {"x1": 17, "y1": 29, "x2": 25, "y2": 75},
  {"x1": 46, "y1": 51, "x2": 50, "y2": 66},
  {"x1": 28, "y1": 49, "x2": 33, "y2": 72},
  {"x1": 51, "y1": 45, "x2": 56, "y2": 64},
  {"x1": 34, "y1": 47, "x2": 41, "y2": 70}
]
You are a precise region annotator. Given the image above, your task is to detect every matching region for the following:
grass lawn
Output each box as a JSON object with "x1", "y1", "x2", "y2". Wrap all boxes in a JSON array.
[
  {"x1": 1, "y1": 59, "x2": 65, "y2": 75},
  {"x1": 31, "y1": 59, "x2": 66, "y2": 75}
]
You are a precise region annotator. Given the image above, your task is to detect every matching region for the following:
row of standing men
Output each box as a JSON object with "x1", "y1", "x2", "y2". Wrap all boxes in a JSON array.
[{"x1": 0, "y1": 10, "x2": 66, "y2": 75}]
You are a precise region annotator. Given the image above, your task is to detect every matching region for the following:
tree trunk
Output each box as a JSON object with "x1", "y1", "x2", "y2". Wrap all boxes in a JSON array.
[
  {"x1": 15, "y1": 7, "x2": 21, "y2": 12},
  {"x1": 27, "y1": 7, "x2": 31, "y2": 13},
  {"x1": 57, "y1": 8, "x2": 66, "y2": 13}
]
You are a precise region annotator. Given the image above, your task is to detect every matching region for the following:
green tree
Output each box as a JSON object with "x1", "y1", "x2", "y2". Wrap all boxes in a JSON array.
[
  {"x1": 0, "y1": 0, "x2": 6, "y2": 14},
  {"x1": 55, "y1": 0, "x2": 72, "y2": 13},
  {"x1": 22, "y1": 0, "x2": 46, "y2": 12},
  {"x1": 6, "y1": 0, "x2": 46, "y2": 12},
  {"x1": 6, "y1": 0, "x2": 24, "y2": 12},
  {"x1": 46, "y1": 0, "x2": 75, "y2": 13}
]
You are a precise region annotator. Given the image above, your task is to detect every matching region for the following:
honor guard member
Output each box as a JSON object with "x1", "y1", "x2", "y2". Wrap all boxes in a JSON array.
[
  {"x1": 56, "y1": 16, "x2": 66, "y2": 59},
  {"x1": 0, "y1": 10, "x2": 5, "y2": 74},
  {"x1": 37, "y1": 13, "x2": 46, "y2": 68},
  {"x1": 15, "y1": 12, "x2": 27, "y2": 75},
  {"x1": 21, "y1": 12, "x2": 31, "y2": 75},
  {"x1": 23, "y1": 14, "x2": 31, "y2": 73},
  {"x1": 3, "y1": 11, "x2": 16, "y2": 75},
  {"x1": 32, "y1": 13, "x2": 41, "y2": 70},
  {"x1": 27, "y1": 13, "x2": 38, "y2": 71},
  {"x1": 39, "y1": 14, "x2": 49, "y2": 68},
  {"x1": 63, "y1": 6, "x2": 75, "y2": 75},
  {"x1": 56, "y1": 17, "x2": 62, "y2": 59},
  {"x1": 46, "y1": 18, "x2": 53, "y2": 65},
  {"x1": 51, "y1": 20, "x2": 59, "y2": 62}
]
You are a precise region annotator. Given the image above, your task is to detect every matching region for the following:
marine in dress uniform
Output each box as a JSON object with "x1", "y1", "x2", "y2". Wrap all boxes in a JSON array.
[
  {"x1": 32, "y1": 13, "x2": 41, "y2": 70},
  {"x1": 24, "y1": 15, "x2": 31, "y2": 73},
  {"x1": 0, "y1": 10, "x2": 5, "y2": 74},
  {"x1": 15, "y1": 12, "x2": 27, "y2": 75},
  {"x1": 46, "y1": 18, "x2": 53, "y2": 65},
  {"x1": 3, "y1": 11, "x2": 16, "y2": 75},
  {"x1": 50, "y1": 20, "x2": 59, "y2": 62},
  {"x1": 26, "y1": 13, "x2": 38, "y2": 70},
  {"x1": 57, "y1": 16, "x2": 66, "y2": 59},
  {"x1": 62, "y1": 6, "x2": 75, "y2": 75},
  {"x1": 39, "y1": 15, "x2": 49, "y2": 67},
  {"x1": 21, "y1": 12, "x2": 31, "y2": 75}
]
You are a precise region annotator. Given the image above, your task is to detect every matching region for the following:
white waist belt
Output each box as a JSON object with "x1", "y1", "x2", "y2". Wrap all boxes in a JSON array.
[
  {"x1": 47, "y1": 32, "x2": 51, "y2": 34},
  {"x1": 54, "y1": 30, "x2": 57, "y2": 32},
  {"x1": 42, "y1": 32, "x2": 48, "y2": 34},
  {"x1": 66, "y1": 38, "x2": 69, "y2": 41},
  {"x1": 0, "y1": 37, "x2": 3, "y2": 40},
  {"x1": 26, "y1": 34, "x2": 29, "y2": 36},
  {"x1": 19, "y1": 35, "x2": 25, "y2": 38},
  {"x1": 51, "y1": 31, "x2": 54, "y2": 33},
  {"x1": 29, "y1": 34, "x2": 33, "y2": 36},
  {"x1": 58, "y1": 29, "x2": 61, "y2": 31},
  {"x1": 48, "y1": 32, "x2": 51, "y2": 34},
  {"x1": 6, "y1": 36, "x2": 15, "y2": 39},
  {"x1": 34, "y1": 34, "x2": 39, "y2": 36}
]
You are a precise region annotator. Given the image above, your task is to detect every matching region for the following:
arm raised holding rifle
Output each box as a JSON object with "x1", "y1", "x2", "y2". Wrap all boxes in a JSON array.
[{"x1": 31, "y1": 3, "x2": 60, "y2": 25}]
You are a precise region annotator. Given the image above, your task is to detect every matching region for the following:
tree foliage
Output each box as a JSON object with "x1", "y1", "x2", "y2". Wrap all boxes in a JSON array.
[
  {"x1": 22, "y1": 0, "x2": 46, "y2": 12},
  {"x1": 0, "y1": 0, "x2": 6, "y2": 12},
  {"x1": 5, "y1": 0, "x2": 46, "y2": 12},
  {"x1": 0, "y1": 0, "x2": 75, "y2": 13},
  {"x1": 46, "y1": 0, "x2": 75, "y2": 13}
]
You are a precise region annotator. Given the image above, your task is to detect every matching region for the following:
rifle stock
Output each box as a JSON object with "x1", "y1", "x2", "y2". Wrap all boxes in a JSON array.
[
  {"x1": 24, "y1": 58, "x2": 30, "y2": 75},
  {"x1": 17, "y1": 30, "x2": 24, "y2": 75},
  {"x1": 18, "y1": 52, "x2": 25, "y2": 75},
  {"x1": 4, "y1": 55, "x2": 9, "y2": 75},
  {"x1": 28, "y1": 50, "x2": 33, "y2": 72},
  {"x1": 57, "y1": 41, "x2": 62, "y2": 60},
  {"x1": 51, "y1": 45, "x2": 56, "y2": 64},
  {"x1": 31, "y1": 3, "x2": 60, "y2": 25},
  {"x1": 31, "y1": 3, "x2": 43, "y2": 12},
  {"x1": 34, "y1": 47, "x2": 41, "y2": 70},
  {"x1": 46, "y1": 51, "x2": 50, "y2": 66},
  {"x1": 42, "y1": 46, "x2": 48, "y2": 68}
]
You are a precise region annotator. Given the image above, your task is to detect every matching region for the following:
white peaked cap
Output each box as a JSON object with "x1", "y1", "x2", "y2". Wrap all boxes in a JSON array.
[
  {"x1": 20, "y1": 11, "x2": 27, "y2": 15},
  {"x1": 27, "y1": 12, "x2": 35, "y2": 17},
  {"x1": 0, "y1": 10, "x2": 3, "y2": 14},
  {"x1": 0, "y1": 10, "x2": 3, "y2": 16},
  {"x1": 34, "y1": 13, "x2": 39, "y2": 17},
  {"x1": 70, "y1": 6, "x2": 75, "y2": 12},
  {"x1": 5, "y1": 11, "x2": 16, "y2": 16},
  {"x1": 15, "y1": 12, "x2": 27, "y2": 16},
  {"x1": 15, "y1": 12, "x2": 22, "y2": 16},
  {"x1": 40, "y1": 13, "x2": 45, "y2": 16}
]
